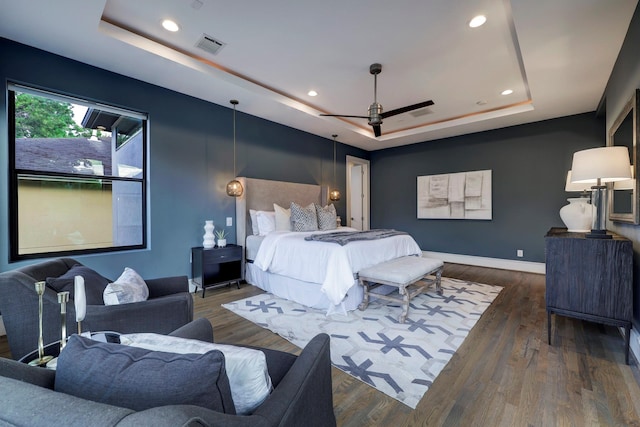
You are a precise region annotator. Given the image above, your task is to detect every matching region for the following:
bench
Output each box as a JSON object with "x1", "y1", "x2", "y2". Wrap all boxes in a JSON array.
[{"x1": 358, "y1": 256, "x2": 444, "y2": 323}]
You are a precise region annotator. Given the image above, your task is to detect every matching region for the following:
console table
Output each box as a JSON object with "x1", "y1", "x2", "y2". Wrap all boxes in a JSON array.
[
  {"x1": 191, "y1": 245, "x2": 243, "y2": 298},
  {"x1": 545, "y1": 227, "x2": 632, "y2": 364}
]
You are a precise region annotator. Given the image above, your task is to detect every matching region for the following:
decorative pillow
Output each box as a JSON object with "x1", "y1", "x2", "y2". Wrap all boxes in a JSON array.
[
  {"x1": 103, "y1": 267, "x2": 149, "y2": 305},
  {"x1": 255, "y1": 211, "x2": 276, "y2": 236},
  {"x1": 290, "y1": 202, "x2": 318, "y2": 232},
  {"x1": 249, "y1": 209, "x2": 259, "y2": 235},
  {"x1": 316, "y1": 203, "x2": 337, "y2": 230},
  {"x1": 273, "y1": 203, "x2": 292, "y2": 231},
  {"x1": 119, "y1": 333, "x2": 272, "y2": 415},
  {"x1": 55, "y1": 335, "x2": 236, "y2": 414},
  {"x1": 46, "y1": 264, "x2": 110, "y2": 305}
]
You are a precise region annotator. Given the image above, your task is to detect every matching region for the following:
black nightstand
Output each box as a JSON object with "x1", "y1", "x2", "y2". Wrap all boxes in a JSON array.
[{"x1": 191, "y1": 245, "x2": 243, "y2": 298}]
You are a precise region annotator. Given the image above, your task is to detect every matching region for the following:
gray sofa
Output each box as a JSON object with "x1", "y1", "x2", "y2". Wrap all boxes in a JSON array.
[
  {"x1": 0, "y1": 257, "x2": 193, "y2": 360},
  {"x1": 0, "y1": 318, "x2": 337, "y2": 427}
]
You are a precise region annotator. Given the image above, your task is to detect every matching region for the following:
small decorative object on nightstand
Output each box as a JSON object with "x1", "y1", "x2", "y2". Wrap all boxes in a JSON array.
[
  {"x1": 215, "y1": 229, "x2": 227, "y2": 248},
  {"x1": 203, "y1": 220, "x2": 215, "y2": 249},
  {"x1": 191, "y1": 245, "x2": 243, "y2": 298}
]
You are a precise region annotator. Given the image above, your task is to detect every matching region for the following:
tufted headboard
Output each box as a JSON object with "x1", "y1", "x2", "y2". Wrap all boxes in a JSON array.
[{"x1": 235, "y1": 177, "x2": 328, "y2": 252}]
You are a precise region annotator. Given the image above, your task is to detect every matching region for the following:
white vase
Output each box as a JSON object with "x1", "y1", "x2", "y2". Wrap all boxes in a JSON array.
[
  {"x1": 203, "y1": 220, "x2": 215, "y2": 249},
  {"x1": 217, "y1": 238, "x2": 227, "y2": 248},
  {"x1": 559, "y1": 197, "x2": 594, "y2": 232}
]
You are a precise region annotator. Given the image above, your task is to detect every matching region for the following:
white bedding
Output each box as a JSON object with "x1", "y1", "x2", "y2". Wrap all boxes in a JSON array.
[{"x1": 253, "y1": 227, "x2": 422, "y2": 307}]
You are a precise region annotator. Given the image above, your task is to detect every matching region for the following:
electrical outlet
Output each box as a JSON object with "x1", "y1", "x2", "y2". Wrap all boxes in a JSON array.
[
  {"x1": 517, "y1": 249, "x2": 524, "y2": 257},
  {"x1": 226, "y1": 217, "x2": 232, "y2": 226}
]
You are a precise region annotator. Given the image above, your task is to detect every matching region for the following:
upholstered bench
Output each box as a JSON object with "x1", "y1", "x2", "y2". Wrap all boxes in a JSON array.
[{"x1": 358, "y1": 256, "x2": 444, "y2": 323}]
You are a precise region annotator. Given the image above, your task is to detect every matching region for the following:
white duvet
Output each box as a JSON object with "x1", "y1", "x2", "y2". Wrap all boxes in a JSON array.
[{"x1": 253, "y1": 227, "x2": 422, "y2": 306}]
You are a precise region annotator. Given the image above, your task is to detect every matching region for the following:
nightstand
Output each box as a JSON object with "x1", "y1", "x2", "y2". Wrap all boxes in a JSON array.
[
  {"x1": 545, "y1": 227, "x2": 632, "y2": 364},
  {"x1": 191, "y1": 245, "x2": 243, "y2": 298}
]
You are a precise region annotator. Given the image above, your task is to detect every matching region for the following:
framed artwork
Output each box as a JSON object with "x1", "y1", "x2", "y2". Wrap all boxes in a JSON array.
[{"x1": 417, "y1": 170, "x2": 492, "y2": 219}]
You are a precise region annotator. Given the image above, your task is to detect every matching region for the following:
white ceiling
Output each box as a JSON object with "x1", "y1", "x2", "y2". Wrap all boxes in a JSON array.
[{"x1": 0, "y1": 0, "x2": 637, "y2": 151}]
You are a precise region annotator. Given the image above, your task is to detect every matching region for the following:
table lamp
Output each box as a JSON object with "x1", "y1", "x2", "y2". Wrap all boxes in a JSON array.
[{"x1": 570, "y1": 146, "x2": 632, "y2": 238}]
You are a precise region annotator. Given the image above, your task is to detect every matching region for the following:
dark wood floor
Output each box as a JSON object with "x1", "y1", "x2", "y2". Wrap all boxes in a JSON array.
[{"x1": 2, "y1": 263, "x2": 640, "y2": 426}]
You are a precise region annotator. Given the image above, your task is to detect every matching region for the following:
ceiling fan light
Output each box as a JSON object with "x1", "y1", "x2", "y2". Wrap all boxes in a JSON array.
[{"x1": 226, "y1": 179, "x2": 243, "y2": 197}]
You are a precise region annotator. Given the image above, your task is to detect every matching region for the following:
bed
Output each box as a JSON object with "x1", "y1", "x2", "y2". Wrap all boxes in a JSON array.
[{"x1": 235, "y1": 177, "x2": 422, "y2": 314}]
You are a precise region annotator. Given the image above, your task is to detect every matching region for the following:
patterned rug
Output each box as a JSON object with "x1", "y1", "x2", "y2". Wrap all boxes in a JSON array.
[{"x1": 222, "y1": 277, "x2": 502, "y2": 408}]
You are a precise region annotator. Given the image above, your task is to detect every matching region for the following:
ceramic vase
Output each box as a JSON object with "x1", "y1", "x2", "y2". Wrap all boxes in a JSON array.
[
  {"x1": 203, "y1": 220, "x2": 215, "y2": 249},
  {"x1": 559, "y1": 197, "x2": 594, "y2": 232}
]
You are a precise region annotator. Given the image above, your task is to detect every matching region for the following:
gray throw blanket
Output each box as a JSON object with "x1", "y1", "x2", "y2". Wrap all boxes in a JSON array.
[{"x1": 304, "y1": 229, "x2": 408, "y2": 246}]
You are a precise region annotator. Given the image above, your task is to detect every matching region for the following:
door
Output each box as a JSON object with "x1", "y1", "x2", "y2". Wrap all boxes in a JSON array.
[{"x1": 347, "y1": 156, "x2": 370, "y2": 230}]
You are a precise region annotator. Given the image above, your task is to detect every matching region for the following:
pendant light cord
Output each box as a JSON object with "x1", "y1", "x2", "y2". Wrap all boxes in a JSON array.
[
  {"x1": 332, "y1": 134, "x2": 338, "y2": 189},
  {"x1": 231, "y1": 100, "x2": 239, "y2": 178}
]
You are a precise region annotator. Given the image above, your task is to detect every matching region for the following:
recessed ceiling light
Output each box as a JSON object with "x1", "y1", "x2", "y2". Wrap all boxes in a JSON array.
[
  {"x1": 162, "y1": 19, "x2": 180, "y2": 32},
  {"x1": 308, "y1": 90, "x2": 318, "y2": 97},
  {"x1": 469, "y1": 15, "x2": 487, "y2": 28},
  {"x1": 501, "y1": 89, "x2": 513, "y2": 95}
]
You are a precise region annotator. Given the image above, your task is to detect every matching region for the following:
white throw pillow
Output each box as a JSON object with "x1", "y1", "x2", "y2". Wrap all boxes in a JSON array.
[
  {"x1": 255, "y1": 211, "x2": 276, "y2": 236},
  {"x1": 119, "y1": 333, "x2": 273, "y2": 415},
  {"x1": 249, "y1": 209, "x2": 259, "y2": 236},
  {"x1": 273, "y1": 203, "x2": 292, "y2": 231},
  {"x1": 103, "y1": 267, "x2": 149, "y2": 305}
]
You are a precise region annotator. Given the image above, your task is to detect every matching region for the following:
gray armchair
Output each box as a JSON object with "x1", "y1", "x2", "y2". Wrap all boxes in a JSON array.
[{"x1": 0, "y1": 258, "x2": 193, "y2": 360}]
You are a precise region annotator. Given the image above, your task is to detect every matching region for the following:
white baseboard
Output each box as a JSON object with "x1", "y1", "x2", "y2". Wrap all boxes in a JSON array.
[
  {"x1": 0, "y1": 316, "x2": 5, "y2": 337},
  {"x1": 422, "y1": 251, "x2": 546, "y2": 274}
]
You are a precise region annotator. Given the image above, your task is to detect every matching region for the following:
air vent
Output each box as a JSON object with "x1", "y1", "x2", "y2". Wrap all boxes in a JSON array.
[
  {"x1": 409, "y1": 107, "x2": 433, "y2": 118},
  {"x1": 196, "y1": 34, "x2": 225, "y2": 55}
]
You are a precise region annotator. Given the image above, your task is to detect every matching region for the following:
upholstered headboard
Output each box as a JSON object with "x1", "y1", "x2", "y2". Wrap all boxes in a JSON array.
[{"x1": 235, "y1": 177, "x2": 328, "y2": 249}]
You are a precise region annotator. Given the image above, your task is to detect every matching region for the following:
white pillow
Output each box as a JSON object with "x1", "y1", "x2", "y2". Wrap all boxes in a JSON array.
[
  {"x1": 255, "y1": 211, "x2": 276, "y2": 236},
  {"x1": 119, "y1": 333, "x2": 273, "y2": 415},
  {"x1": 103, "y1": 267, "x2": 149, "y2": 305},
  {"x1": 273, "y1": 203, "x2": 292, "y2": 231},
  {"x1": 249, "y1": 209, "x2": 259, "y2": 236}
]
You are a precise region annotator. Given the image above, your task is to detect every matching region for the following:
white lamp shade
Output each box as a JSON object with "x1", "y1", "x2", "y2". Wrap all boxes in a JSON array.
[
  {"x1": 74, "y1": 275, "x2": 86, "y2": 322},
  {"x1": 571, "y1": 146, "x2": 632, "y2": 183},
  {"x1": 565, "y1": 170, "x2": 595, "y2": 192},
  {"x1": 613, "y1": 165, "x2": 635, "y2": 190}
]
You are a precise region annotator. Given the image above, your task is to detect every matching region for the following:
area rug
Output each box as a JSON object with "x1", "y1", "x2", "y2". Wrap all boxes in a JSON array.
[{"x1": 222, "y1": 277, "x2": 502, "y2": 408}]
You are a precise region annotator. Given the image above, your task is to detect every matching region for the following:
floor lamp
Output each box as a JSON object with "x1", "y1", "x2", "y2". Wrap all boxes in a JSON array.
[{"x1": 570, "y1": 146, "x2": 631, "y2": 239}]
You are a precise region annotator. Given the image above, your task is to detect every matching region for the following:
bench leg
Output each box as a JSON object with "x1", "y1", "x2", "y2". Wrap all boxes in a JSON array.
[
  {"x1": 435, "y1": 266, "x2": 443, "y2": 295},
  {"x1": 399, "y1": 285, "x2": 409, "y2": 323},
  {"x1": 358, "y1": 279, "x2": 370, "y2": 311}
]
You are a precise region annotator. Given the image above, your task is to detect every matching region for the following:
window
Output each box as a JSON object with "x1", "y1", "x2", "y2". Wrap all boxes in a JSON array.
[{"x1": 8, "y1": 83, "x2": 147, "y2": 260}]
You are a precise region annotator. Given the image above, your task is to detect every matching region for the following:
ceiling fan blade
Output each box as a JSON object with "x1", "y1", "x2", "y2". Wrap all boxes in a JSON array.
[
  {"x1": 373, "y1": 124, "x2": 381, "y2": 137},
  {"x1": 380, "y1": 100, "x2": 434, "y2": 119},
  {"x1": 319, "y1": 114, "x2": 369, "y2": 118}
]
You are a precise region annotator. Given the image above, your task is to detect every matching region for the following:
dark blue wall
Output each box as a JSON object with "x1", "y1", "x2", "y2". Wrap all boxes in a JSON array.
[
  {"x1": 370, "y1": 113, "x2": 605, "y2": 263},
  {"x1": 0, "y1": 38, "x2": 367, "y2": 278},
  {"x1": 604, "y1": 2, "x2": 640, "y2": 329}
]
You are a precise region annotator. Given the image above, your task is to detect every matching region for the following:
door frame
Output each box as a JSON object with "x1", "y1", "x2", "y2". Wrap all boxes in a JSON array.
[{"x1": 346, "y1": 155, "x2": 370, "y2": 230}]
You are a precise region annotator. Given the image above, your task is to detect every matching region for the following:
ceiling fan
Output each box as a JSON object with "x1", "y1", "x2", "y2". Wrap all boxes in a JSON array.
[{"x1": 320, "y1": 63, "x2": 434, "y2": 137}]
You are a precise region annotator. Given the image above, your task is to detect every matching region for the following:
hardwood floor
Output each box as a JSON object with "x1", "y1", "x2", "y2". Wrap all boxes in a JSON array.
[{"x1": 2, "y1": 263, "x2": 639, "y2": 426}]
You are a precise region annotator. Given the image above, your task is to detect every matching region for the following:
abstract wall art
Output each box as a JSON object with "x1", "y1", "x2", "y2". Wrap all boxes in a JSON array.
[{"x1": 417, "y1": 170, "x2": 492, "y2": 219}]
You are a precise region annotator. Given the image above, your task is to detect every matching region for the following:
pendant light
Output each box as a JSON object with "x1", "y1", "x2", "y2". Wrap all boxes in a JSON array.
[
  {"x1": 329, "y1": 134, "x2": 341, "y2": 201},
  {"x1": 226, "y1": 100, "x2": 243, "y2": 197}
]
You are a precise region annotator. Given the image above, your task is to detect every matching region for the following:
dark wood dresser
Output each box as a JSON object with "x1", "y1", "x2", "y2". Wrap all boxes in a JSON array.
[{"x1": 545, "y1": 227, "x2": 633, "y2": 364}]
